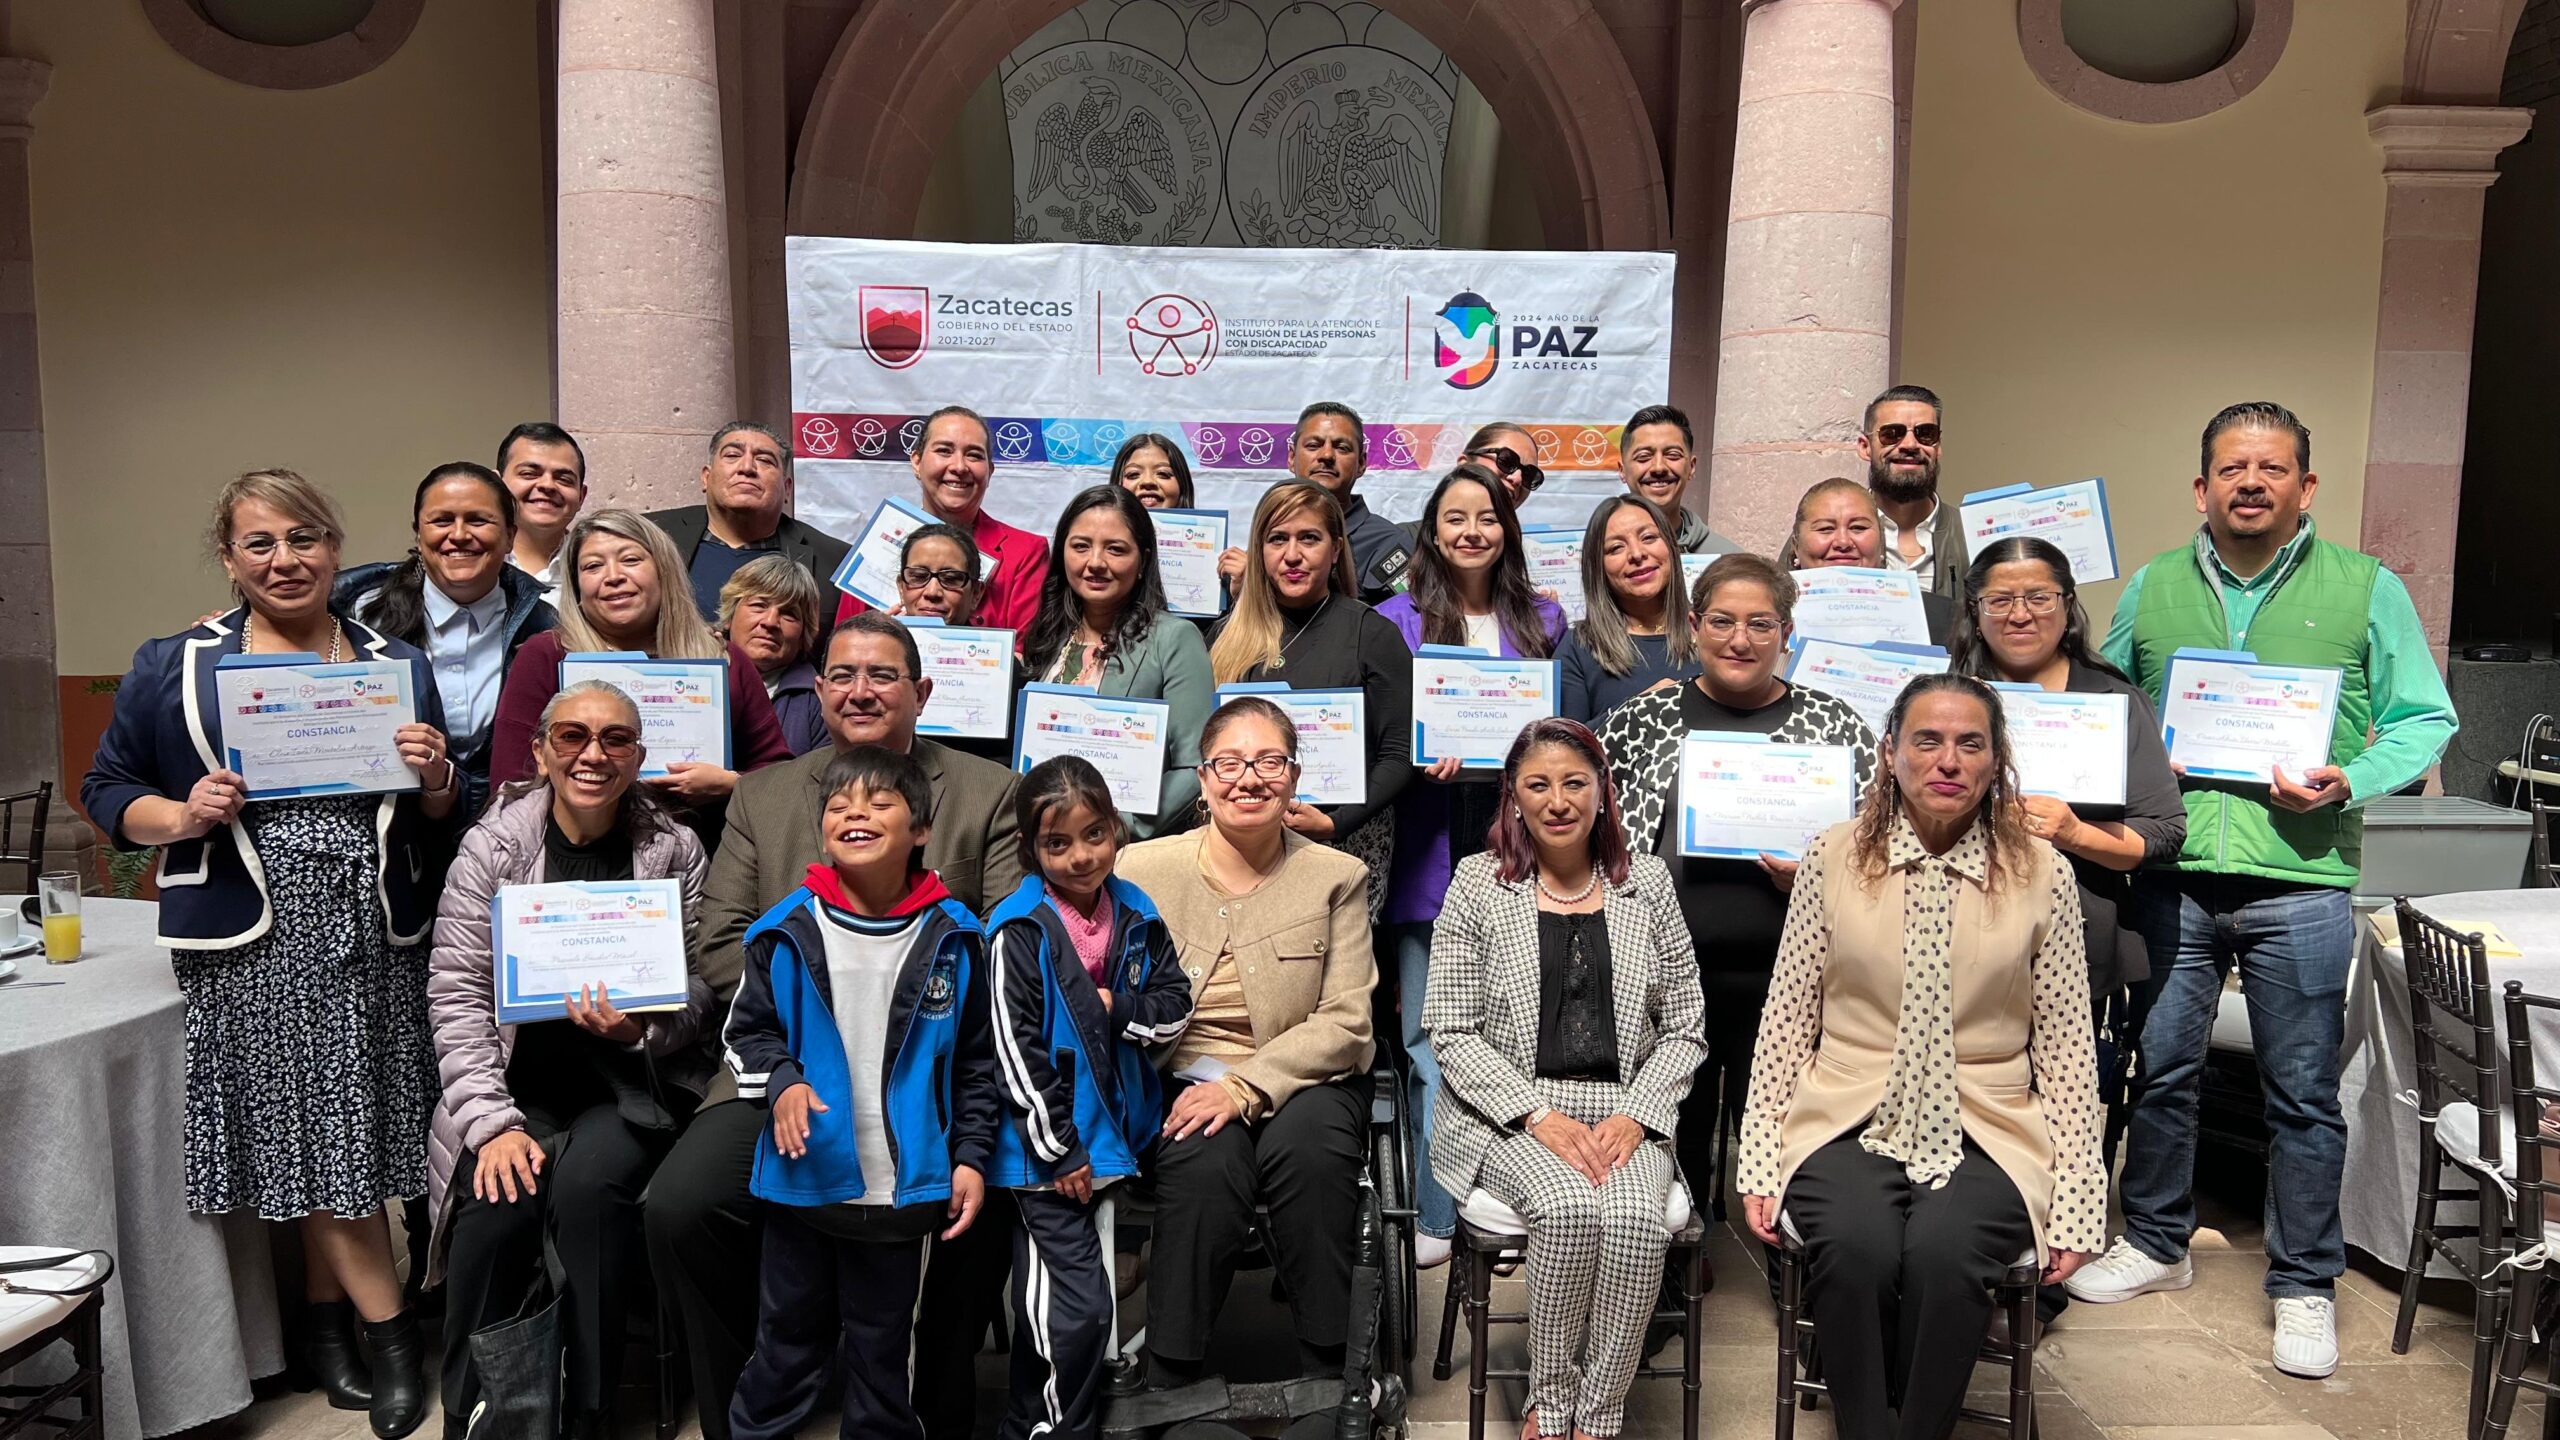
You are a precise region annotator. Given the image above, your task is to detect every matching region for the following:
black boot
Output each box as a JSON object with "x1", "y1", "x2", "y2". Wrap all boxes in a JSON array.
[
  {"x1": 359, "y1": 1311, "x2": 429, "y2": 1440},
  {"x1": 303, "y1": 1300, "x2": 373, "y2": 1409}
]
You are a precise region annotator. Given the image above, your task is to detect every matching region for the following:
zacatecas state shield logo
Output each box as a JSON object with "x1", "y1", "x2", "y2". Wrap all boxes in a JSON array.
[{"x1": 860, "y1": 286, "x2": 930, "y2": 370}]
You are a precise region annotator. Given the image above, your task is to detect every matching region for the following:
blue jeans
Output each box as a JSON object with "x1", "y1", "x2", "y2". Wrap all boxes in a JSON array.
[
  {"x1": 1389, "y1": 922, "x2": 1457, "y2": 1239},
  {"x1": 2119, "y1": 872, "x2": 2354, "y2": 1298}
]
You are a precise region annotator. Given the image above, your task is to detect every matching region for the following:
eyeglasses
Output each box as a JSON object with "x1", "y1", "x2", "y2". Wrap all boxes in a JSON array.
[
  {"x1": 1199, "y1": 754, "x2": 1296, "y2": 783},
  {"x1": 1466, "y1": 446, "x2": 1545, "y2": 495},
  {"x1": 1699, "y1": 615, "x2": 1784, "y2": 641},
  {"x1": 545, "y1": 723, "x2": 641, "y2": 759},
  {"x1": 1977, "y1": 591, "x2": 2063, "y2": 617},
  {"x1": 226, "y1": 528, "x2": 331, "y2": 562},
  {"x1": 900, "y1": 566, "x2": 975, "y2": 591},
  {"x1": 821, "y1": 664, "x2": 913, "y2": 690},
  {"x1": 1873, "y1": 422, "x2": 1942, "y2": 448}
]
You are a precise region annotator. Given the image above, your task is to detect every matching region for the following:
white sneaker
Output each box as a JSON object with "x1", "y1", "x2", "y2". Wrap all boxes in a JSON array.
[
  {"x1": 1415, "y1": 1233, "x2": 1453, "y2": 1269},
  {"x1": 2062, "y1": 1236, "x2": 2193, "y2": 1303},
  {"x1": 2271, "y1": 1296, "x2": 2339, "y2": 1379}
]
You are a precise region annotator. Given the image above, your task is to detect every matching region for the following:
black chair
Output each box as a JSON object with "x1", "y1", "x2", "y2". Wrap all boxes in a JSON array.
[
  {"x1": 1772, "y1": 1214, "x2": 2039, "y2": 1440},
  {"x1": 2535, "y1": 803, "x2": 2560, "y2": 889},
  {"x1": 2390, "y1": 898, "x2": 2514, "y2": 1440},
  {"x1": 1430, "y1": 1179, "x2": 1708, "y2": 1440},
  {"x1": 0, "y1": 1252, "x2": 110, "y2": 1440},
  {"x1": 2477, "y1": 982, "x2": 2560, "y2": 1440},
  {"x1": 0, "y1": 781, "x2": 49, "y2": 896}
]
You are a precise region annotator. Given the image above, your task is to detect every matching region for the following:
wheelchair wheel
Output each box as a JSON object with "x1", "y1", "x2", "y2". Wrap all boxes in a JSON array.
[{"x1": 1370, "y1": 1124, "x2": 1416, "y2": 1388}]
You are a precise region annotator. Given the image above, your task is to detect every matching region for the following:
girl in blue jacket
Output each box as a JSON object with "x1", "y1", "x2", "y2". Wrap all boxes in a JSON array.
[{"x1": 984, "y1": 756, "x2": 1194, "y2": 1440}]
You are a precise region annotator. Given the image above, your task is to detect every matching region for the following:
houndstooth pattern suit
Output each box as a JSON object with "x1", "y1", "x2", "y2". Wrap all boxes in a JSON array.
[{"x1": 1423, "y1": 851, "x2": 1707, "y2": 1437}]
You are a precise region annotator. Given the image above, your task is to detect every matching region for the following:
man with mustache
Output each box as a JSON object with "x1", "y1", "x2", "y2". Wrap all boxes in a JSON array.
[
  {"x1": 1855, "y1": 384, "x2": 1967, "y2": 598},
  {"x1": 645, "y1": 611, "x2": 1025, "y2": 1440},
  {"x1": 1617, "y1": 403, "x2": 1740, "y2": 555},
  {"x1": 2070, "y1": 402, "x2": 2455, "y2": 1384},
  {"x1": 649, "y1": 421, "x2": 854, "y2": 643},
  {"x1": 1217, "y1": 401, "x2": 1415, "y2": 602}
]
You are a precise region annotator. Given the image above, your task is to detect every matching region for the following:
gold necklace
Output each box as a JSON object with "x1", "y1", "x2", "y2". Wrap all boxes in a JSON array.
[{"x1": 244, "y1": 610, "x2": 344, "y2": 663}]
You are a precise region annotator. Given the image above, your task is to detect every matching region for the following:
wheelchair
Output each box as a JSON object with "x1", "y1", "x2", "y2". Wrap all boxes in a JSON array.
[{"x1": 1096, "y1": 1054, "x2": 1420, "y2": 1440}]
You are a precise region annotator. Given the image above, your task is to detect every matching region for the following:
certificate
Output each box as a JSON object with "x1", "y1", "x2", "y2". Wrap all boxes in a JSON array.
[
  {"x1": 1679, "y1": 552, "x2": 1711, "y2": 598},
  {"x1": 1150, "y1": 509, "x2": 1229, "y2": 618},
  {"x1": 1790, "y1": 567, "x2": 1931, "y2": 646},
  {"x1": 2159, "y1": 649, "x2": 2344, "y2": 784},
  {"x1": 904, "y1": 619, "x2": 1015, "y2": 739},
  {"x1": 831, "y1": 494, "x2": 943, "y2": 611},
  {"x1": 558, "y1": 654, "x2": 730, "y2": 779},
  {"x1": 1960, "y1": 478, "x2": 2118, "y2": 584},
  {"x1": 1677, "y1": 734, "x2": 1860, "y2": 861},
  {"x1": 1411, "y1": 646, "x2": 1560, "y2": 770},
  {"x1": 1217, "y1": 683, "x2": 1365, "y2": 805},
  {"x1": 1784, "y1": 638, "x2": 1945, "y2": 734},
  {"x1": 1013, "y1": 684, "x2": 1172, "y2": 815},
  {"x1": 1994, "y1": 684, "x2": 2129, "y2": 805},
  {"x1": 214, "y1": 655, "x2": 420, "y2": 798},
  {"x1": 1520, "y1": 527, "x2": 1587, "y2": 622},
  {"x1": 492, "y1": 878, "x2": 689, "y2": 1025}
]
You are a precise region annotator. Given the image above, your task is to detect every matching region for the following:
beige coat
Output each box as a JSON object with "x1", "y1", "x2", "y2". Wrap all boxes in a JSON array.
[
  {"x1": 1116, "y1": 828, "x2": 1377, "y2": 1115},
  {"x1": 1735, "y1": 817, "x2": 2107, "y2": 1259}
]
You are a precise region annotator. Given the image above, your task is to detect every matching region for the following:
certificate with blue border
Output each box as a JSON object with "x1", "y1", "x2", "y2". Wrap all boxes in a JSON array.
[
  {"x1": 904, "y1": 619, "x2": 1016, "y2": 739},
  {"x1": 493, "y1": 877, "x2": 689, "y2": 1025},
  {"x1": 833, "y1": 493, "x2": 941, "y2": 610},
  {"x1": 213, "y1": 654, "x2": 420, "y2": 799},
  {"x1": 1676, "y1": 733, "x2": 1859, "y2": 861},
  {"x1": 1012, "y1": 683, "x2": 1173, "y2": 815},
  {"x1": 1151, "y1": 509, "x2": 1230, "y2": 619},
  {"x1": 2159, "y1": 649, "x2": 2343, "y2": 784},
  {"x1": 1216, "y1": 683, "x2": 1365, "y2": 805},
  {"x1": 1959, "y1": 477, "x2": 2118, "y2": 583},
  {"x1": 557, "y1": 654, "x2": 731, "y2": 779},
  {"x1": 1411, "y1": 647, "x2": 1560, "y2": 770}
]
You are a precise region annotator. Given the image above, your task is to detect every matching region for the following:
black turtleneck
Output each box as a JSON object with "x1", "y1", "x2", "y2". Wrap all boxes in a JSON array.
[{"x1": 1230, "y1": 594, "x2": 1415, "y2": 836}]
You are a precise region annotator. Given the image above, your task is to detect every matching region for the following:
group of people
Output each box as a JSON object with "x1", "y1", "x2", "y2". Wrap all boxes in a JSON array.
[{"x1": 77, "y1": 384, "x2": 2454, "y2": 1440}]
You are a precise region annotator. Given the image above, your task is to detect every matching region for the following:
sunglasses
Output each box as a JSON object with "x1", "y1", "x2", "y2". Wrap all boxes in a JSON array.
[
  {"x1": 1873, "y1": 422, "x2": 1942, "y2": 448},
  {"x1": 545, "y1": 723, "x2": 641, "y2": 760},
  {"x1": 1467, "y1": 447, "x2": 1545, "y2": 494}
]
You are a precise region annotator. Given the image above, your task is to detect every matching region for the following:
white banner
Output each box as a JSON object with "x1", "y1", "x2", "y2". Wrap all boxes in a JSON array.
[{"x1": 786, "y1": 236, "x2": 1676, "y2": 550}]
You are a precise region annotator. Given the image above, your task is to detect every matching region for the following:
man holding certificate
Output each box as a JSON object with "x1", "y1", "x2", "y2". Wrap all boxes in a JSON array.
[{"x1": 2071, "y1": 403, "x2": 2457, "y2": 1382}]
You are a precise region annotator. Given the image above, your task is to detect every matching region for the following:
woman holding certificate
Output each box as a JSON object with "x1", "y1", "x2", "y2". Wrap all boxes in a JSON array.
[
  {"x1": 489, "y1": 508, "x2": 794, "y2": 844},
  {"x1": 83, "y1": 470, "x2": 458, "y2": 1439},
  {"x1": 1376, "y1": 462, "x2": 1565, "y2": 1264},
  {"x1": 427, "y1": 678, "x2": 714, "y2": 1440},
  {"x1": 1021, "y1": 485, "x2": 1215, "y2": 839},
  {"x1": 1788, "y1": 478, "x2": 1956, "y2": 646},
  {"x1": 1554, "y1": 495, "x2": 1700, "y2": 725},
  {"x1": 1208, "y1": 480, "x2": 1414, "y2": 920},
  {"x1": 1596, "y1": 554, "x2": 1873, "y2": 1236},
  {"x1": 1738, "y1": 674, "x2": 2104, "y2": 1440}
]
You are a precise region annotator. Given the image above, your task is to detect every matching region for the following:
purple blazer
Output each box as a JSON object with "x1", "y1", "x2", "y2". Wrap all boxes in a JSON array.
[{"x1": 1375, "y1": 593, "x2": 1567, "y2": 926}]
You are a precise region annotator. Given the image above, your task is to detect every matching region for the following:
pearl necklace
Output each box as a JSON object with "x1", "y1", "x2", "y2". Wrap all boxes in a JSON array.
[
  {"x1": 1535, "y1": 865, "x2": 1599, "y2": 905},
  {"x1": 243, "y1": 610, "x2": 344, "y2": 663}
]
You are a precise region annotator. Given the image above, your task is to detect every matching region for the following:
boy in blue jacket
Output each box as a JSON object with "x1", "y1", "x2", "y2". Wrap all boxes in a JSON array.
[
  {"x1": 984, "y1": 757, "x2": 1194, "y2": 1440},
  {"x1": 723, "y1": 745, "x2": 999, "y2": 1440}
]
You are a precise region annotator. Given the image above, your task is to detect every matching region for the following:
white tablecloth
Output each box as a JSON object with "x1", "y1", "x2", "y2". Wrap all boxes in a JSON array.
[
  {"x1": 2340, "y1": 888, "x2": 2560, "y2": 1276},
  {"x1": 0, "y1": 898, "x2": 283, "y2": 1437}
]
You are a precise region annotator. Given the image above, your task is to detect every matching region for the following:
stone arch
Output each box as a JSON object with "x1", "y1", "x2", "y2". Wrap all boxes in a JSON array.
[
  {"x1": 786, "y1": 0, "x2": 1671, "y2": 252},
  {"x1": 2404, "y1": 0, "x2": 2531, "y2": 104}
]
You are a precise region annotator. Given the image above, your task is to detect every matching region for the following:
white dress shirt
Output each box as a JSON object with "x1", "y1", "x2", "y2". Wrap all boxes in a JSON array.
[
  {"x1": 1879, "y1": 499, "x2": 1939, "y2": 576},
  {"x1": 424, "y1": 579, "x2": 511, "y2": 748},
  {"x1": 507, "y1": 550, "x2": 563, "y2": 605}
]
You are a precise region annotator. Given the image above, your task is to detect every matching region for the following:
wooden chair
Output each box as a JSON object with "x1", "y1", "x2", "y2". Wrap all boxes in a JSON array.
[
  {"x1": 2476, "y1": 982, "x2": 2560, "y2": 1440},
  {"x1": 0, "y1": 782, "x2": 48, "y2": 896},
  {"x1": 2391, "y1": 898, "x2": 2514, "y2": 1440},
  {"x1": 0, "y1": 1250, "x2": 112, "y2": 1440}
]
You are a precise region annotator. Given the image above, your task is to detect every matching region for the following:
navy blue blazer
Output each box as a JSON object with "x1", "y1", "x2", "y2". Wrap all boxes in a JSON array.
[{"x1": 82, "y1": 607, "x2": 449, "y2": 950}]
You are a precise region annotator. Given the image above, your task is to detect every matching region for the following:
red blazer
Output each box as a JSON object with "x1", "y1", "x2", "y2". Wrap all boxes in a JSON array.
[
  {"x1": 833, "y1": 506, "x2": 1053, "y2": 636},
  {"x1": 488, "y1": 630, "x2": 794, "y2": 787}
]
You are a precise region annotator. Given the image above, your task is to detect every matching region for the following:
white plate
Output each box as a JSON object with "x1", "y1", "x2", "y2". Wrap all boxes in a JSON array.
[
  {"x1": 0, "y1": 960, "x2": 17, "y2": 982},
  {"x1": 0, "y1": 935, "x2": 34, "y2": 961}
]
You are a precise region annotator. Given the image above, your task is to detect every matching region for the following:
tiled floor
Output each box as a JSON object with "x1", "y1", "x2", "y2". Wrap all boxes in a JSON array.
[{"x1": 180, "y1": 1169, "x2": 2525, "y2": 1440}]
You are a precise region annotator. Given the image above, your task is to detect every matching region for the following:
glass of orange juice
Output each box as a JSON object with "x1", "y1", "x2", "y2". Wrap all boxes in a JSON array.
[{"x1": 39, "y1": 871, "x2": 80, "y2": 963}]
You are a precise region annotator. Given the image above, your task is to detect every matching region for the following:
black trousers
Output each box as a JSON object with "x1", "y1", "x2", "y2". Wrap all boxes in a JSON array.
[
  {"x1": 442, "y1": 1102, "x2": 667, "y2": 1435},
  {"x1": 642, "y1": 1098, "x2": 1012, "y2": 1440},
  {"x1": 729, "y1": 1203, "x2": 940, "y2": 1440},
  {"x1": 1144, "y1": 1075, "x2": 1369, "y2": 1366},
  {"x1": 1789, "y1": 1135, "x2": 2034, "y2": 1440},
  {"x1": 1002, "y1": 1189, "x2": 1112, "y2": 1440}
]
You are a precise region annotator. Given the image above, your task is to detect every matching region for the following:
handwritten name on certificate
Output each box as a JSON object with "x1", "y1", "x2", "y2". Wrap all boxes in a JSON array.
[
  {"x1": 1521, "y1": 528, "x2": 1587, "y2": 622},
  {"x1": 1217, "y1": 685, "x2": 1365, "y2": 805},
  {"x1": 1680, "y1": 553, "x2": 1711, "y2": 596},
  {"x1": 1151, "y1": 509, "x2": 1229, "y2": 618},
  {"x1": 558, "y1": 655, "x2": 730, "y2": 779},
  {"x1": 1785, "y1": 639, "x2": 1946, "y2": 734},
  {"x1": 905, "y1": 621, "x2": 1015, "y2": 739},
  {"x1": 1677, "y1": 735, "x2": 1859, "y2": 861},
  {"x1": 493, "y1": 878, "x2": 689, "y2": 1026},
  {"x1": 214, "y1": 656, "x2": 420, "y2": 798},
  {"x1": 2160, "y1": 653, "x2": 2344, "y2": 784},
  {"x1": 1998, "y1": 687, "x2": 2129, "y2": 805},
  {"x1": 1412, "y1": 650, "x2": 1561, "y2": 769},
  {"x1": 1790, "y1": 567, "x2": 1931, "y2": 646},
  {"x1": 1960, "y1": 478, "x2": 2117, "y2": 584},
  {"x1": 832, "y1": 494, "x2": 940, "y2": 611},
  {"x1": 1014, "y1": 685, "x2": 1172, "y2": 815}
]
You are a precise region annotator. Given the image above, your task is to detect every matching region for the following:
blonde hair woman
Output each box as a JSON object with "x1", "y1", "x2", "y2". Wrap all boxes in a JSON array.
[{"x1": 488, "y1": 507, "x2": 794, "y2": 830}]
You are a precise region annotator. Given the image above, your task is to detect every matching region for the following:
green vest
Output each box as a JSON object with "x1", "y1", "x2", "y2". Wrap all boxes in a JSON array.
[{"x1": 2128, "y1": 534, "x2": 2378, "y2": 887}]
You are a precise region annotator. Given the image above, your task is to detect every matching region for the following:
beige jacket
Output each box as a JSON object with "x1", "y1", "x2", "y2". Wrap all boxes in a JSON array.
[
  {"x1": 1736, "y1": 817, "x2": 2106, "y2": 1259},
  {"x1": 1116, "y1": 828, "x2": 1377, "y2": 1116}
]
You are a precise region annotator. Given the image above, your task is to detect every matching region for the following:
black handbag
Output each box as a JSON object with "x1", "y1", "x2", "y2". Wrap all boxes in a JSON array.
[{"x1": 452, "y1": 1136, "x2": 572, "y2": 1440}]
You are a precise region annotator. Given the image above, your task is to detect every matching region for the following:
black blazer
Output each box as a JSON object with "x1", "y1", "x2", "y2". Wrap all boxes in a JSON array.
[{"x1": 643, "y1": 506, "x2": 854, "y2": 648}]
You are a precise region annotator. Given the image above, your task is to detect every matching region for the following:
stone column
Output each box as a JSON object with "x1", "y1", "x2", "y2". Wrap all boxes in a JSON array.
[
  {"x1": 1705, "y1": 0, "x2": 1899, "y2": 552},
  {"x1": 2358, "y1": 104, "x2": 2530, "y2": 656},
  {"x1": 556, "y1": 0, "x2": 736, "y2": 510}
]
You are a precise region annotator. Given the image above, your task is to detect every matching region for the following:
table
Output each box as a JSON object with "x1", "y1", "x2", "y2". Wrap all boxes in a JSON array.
[
  {"x1": 2340, "y1": 887, "x2": 2560, "y2": 1277},
  {"x1": 0, "y1": 898, "x2": 283, "y2": 1437}
]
